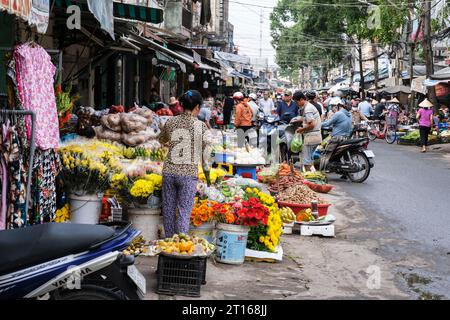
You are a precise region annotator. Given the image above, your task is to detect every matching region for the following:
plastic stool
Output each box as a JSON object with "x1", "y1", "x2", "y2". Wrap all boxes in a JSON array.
[
  {"x1": 236, "y1": 166, "x2": 257, "y2": 180},
  {"x1": 218, "y1": 163, "x2": 233, "y2": 175}
]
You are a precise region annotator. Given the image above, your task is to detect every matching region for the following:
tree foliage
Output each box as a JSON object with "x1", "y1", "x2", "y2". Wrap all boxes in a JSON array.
[{"x1": 270, "y1": 0, "x2": 410, "y2": 82}]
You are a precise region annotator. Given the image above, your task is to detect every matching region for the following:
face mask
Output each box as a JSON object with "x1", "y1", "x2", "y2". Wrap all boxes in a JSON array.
[{"x1": 352, "y1": 107, "x2": 358, "y2": 111}]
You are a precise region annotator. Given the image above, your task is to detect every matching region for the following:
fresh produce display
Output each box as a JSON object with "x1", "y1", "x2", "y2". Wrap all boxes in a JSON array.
[
  {"x1": 233, "y1": 147, "x2": 266, "y2": 165},
  {"x1": 153, "y1": 234, "x2": 215, "y2": 257},
  {"x1": 296, "y1": 208, "x2": 315, "y2": 222},
  {"x1": 279, "y1": 207, "x2": 296, "y2": 223},
  {"x1": 401, "y1": 130, "x2": 420, "y2": 141},
  {"x1": 278, "y1": 163, "x2": 303, "y2": 177},
  {"x1": 303, "y1": 171, "x2": 327, "y2": 183},
  {"x1": 277, "y1": 184, "x2": 327, "y2": 204},
  {"x1": 268, "y1": 175, "x2": 304, "y2": 194},
  {"x1": 122, "y1": 146, "x2": 167, "y2": 161},
  {"x1": 123, "y1": 235, "x2": 148, "y2": 256},
  {"x1": 54, "y1": 204, "x2": 70, "y2": 223}
]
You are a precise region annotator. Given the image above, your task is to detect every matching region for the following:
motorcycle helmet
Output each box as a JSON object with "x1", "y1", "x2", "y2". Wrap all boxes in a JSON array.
[
  {"x1": 305, "y1": 90, "x2": 317, "y2": 100},
  {"x1": 233, "y1": 92, "x2": 244, "y2": 101},
  {"x1": 249, "y1": 93, "x2": 258, "y2": 101}
]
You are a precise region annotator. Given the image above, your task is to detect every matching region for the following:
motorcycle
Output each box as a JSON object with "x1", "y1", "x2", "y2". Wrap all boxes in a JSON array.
[
  {"x1": 317, "y1": 131, "x2": 375, "y2": 183},
  {"x1": 0, "y1": 222, "x2": 145, "y2": 300},
  {"x1": 258, "y1": 113, "x2": 280, "y2": 156}
]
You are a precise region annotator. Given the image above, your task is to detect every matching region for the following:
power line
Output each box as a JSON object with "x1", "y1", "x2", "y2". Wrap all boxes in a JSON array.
[{"x1": 230, "y1": 0, "x2": 431, "y2": 9}]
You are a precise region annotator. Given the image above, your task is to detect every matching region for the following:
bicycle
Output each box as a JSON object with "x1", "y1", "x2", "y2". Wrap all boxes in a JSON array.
[
  {"x1": 367, "y1": 119, "x2": 385, "y2": 141},
  {"x1": 385, "y1": 115, "x2": 398, "y2": 144}
]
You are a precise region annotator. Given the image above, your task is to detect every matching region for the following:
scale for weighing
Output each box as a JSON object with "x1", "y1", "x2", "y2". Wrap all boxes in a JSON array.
[{"x1": 295, "y1": 215, "x2": 336, "y2": 237}]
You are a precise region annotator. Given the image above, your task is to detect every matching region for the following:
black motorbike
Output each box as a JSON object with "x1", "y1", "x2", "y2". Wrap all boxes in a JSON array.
[{"x1": 318, "y1": 135, "x2": 375, "y2": 183}]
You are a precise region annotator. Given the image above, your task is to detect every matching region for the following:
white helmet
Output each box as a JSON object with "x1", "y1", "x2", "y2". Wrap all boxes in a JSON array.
[
  {"x1": 329, "y1": 97, "x2": 344, "y2": 106},
  {"x1": 249, "y1": 93, "x2": 257, "y2": 101},
  {"x1": 233, "y1": 92, "x2": 244, "y2": 100}
]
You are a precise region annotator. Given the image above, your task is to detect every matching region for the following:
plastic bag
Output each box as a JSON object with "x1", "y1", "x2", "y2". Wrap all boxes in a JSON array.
[{"x1": 290, "y1": 133, "x2": 303, "y2": 153}]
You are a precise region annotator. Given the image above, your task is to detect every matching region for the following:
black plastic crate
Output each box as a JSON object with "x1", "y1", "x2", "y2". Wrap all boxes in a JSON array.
[{"x1": 156, "y1": 254, "x2": 207, "y2": 297}]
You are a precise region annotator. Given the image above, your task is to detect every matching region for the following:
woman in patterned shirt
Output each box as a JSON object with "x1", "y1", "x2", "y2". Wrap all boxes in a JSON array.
[{"x1": 159, "y1": 90, "x2": 210, "y2": 237}]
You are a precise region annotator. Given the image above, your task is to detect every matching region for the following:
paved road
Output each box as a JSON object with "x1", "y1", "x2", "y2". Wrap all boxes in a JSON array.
[
  {"x1": 328, "y1": 141, "x2": 450, "y2": 298},
  {"x1": 330, "y1": 140, "x2": 450, "y2": 249}
]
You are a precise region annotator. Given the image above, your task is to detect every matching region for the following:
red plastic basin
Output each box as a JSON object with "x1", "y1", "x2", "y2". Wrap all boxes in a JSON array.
[{"x1": 277, "y1": 201, "x2": 331, "y2": 217}]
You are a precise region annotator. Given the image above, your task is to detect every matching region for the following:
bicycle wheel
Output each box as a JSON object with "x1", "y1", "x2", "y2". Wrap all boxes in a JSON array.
[
  {"x1": 385, "y1": 128, "x2": 397, "y2": 144},
  {"x1": 368, "y1": 129, "x2": 377, "y2": 141}
]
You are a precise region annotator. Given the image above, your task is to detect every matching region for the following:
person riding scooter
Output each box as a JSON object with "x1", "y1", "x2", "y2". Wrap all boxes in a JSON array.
[{"x1": 320, "y1": 98, "x2": 353, "y2": 172}]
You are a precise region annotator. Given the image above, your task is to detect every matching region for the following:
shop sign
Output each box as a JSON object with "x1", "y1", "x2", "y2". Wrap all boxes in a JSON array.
[
  {"x1": 225, "y1": 77, "x2": 233, "y2": 87},
  {"x1": 87, "y1": 0, "x2": 115, "y2": 40},
  {"x1": 29, "y1": 0, "x2": 49, "y2": 33},
  {"x1": 0, "y1": 0, "x2": 32, "y2": 21},
  {"x1": 411, "y1": 76, "x2": 426, "y2": 94}
]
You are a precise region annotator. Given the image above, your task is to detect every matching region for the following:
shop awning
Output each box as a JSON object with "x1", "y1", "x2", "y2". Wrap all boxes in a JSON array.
[
  {"x1": 172, "y1": 50, "x2": 221, "y2": 74},
  {"x1": 54, "y1": 0, "x2": 164, "y2": 24}
]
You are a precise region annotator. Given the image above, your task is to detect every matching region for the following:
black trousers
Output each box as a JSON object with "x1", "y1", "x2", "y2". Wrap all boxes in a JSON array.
[{"x1": 419, "y1": 126, "x2": 431, "y2": 146}]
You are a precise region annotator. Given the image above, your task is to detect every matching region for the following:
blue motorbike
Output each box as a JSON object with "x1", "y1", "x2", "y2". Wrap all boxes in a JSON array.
[{"x1": 0, "y1": 222, "x2": 146, "y2": 300}]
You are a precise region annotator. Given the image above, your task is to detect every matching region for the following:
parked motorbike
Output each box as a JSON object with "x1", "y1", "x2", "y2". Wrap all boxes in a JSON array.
[
  {"x1": 318, "y1": 133, "x2": 375, "y2": 183},
  {"x1": 258, "y1": 114, "x2": 280, "y2": 156},
  {"x1": 0, "y1": 222, "x2": 145, "y2": 300}
]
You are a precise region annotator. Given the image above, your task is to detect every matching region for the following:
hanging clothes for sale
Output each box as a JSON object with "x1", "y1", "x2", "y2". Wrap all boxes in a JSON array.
[
  {"x1": 1, "y1": 42, "x2": 61, "y2": 229},
  {"x1": 13, "y1": 42, "x2": 60, "y2": 150}
]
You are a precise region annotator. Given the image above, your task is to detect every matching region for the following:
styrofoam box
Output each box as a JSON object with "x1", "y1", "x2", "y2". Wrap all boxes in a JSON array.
[
  {"x1": 300, "y1": 224, "x2": 335, "y2": 237},
  {"x1": 245, "y1": 245, "x2": 283, "y2": 261}
]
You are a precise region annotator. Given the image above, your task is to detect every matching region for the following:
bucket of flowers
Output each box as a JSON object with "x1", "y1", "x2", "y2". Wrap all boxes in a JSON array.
[
  {"x1": 59, "y1": 144, "x2": 122, "y2": 224},
  {"x1": 189, "y1": 198, "x2": 219, "y2": 243},
  {"x1": 213, "y1": 197, "x2": 270, "y2": 264}
]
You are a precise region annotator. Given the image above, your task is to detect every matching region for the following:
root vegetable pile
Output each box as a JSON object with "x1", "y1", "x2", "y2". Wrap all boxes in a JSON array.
[
  {"x1": 269, "y1": 175, "x2": 304, "y2": 193},
  {"x1": 277, "y1": 184, "x2": 327, "y2": 204}
]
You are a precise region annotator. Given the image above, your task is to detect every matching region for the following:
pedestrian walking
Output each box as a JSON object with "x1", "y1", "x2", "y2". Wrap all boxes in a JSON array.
[
  {"x1": 222, "y1": 91, "x2": 234, "y2": 129},
  {"x1": 416, "y1": 99, "x2": 435, "y2": 153},
  {"x1": 259, "y1": 92, "x2": 275, "y2": 117}
]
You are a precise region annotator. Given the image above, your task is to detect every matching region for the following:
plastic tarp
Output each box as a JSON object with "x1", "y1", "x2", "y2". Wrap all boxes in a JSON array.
[
  {"x1": 381, "y1": 85, "x2": 412, "y2": 94},
  {"x1": 424, "y1": 67, "x2": 450, "y2": 86},
  {"x1": 87, "y1": 0, "x2": 115, "y2": 40}
]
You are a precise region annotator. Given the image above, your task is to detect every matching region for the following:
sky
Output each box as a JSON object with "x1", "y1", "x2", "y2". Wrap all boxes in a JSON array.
[{"x1": 228, "y1": 0, "x2": 278, "y2": 66}]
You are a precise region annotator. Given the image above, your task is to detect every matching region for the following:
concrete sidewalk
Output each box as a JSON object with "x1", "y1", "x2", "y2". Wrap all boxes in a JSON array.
[{"x1": 136, "y1": 189, "x2": 411, "y2": 300}]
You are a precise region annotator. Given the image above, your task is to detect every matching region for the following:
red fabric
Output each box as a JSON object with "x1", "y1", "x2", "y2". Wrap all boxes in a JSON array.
[
  {"x1": 169, "y1": 102, "x2": 184, "y2": 116},
  {"x1": 156, "y1": 108, "x2": 174, "y2": 116}
]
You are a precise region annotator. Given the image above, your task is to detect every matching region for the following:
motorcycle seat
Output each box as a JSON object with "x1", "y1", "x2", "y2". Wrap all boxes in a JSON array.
[
  {"x1": 338, "y1": 138, "x2": 367, "y2": 145},
  {"x1": 0, "y1": 223, "x2": 115, "y2": 275}
]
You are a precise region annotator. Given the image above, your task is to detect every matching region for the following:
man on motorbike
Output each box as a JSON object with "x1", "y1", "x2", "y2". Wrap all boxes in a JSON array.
[
  {"x1": 293, "y1": 91, "x2": 323, "y2": 172},
  {"x1": 320, "y1": 98, "x2": 353, "y2": 174}
]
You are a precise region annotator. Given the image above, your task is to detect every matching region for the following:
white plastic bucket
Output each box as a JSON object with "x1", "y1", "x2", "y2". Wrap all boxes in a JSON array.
[
  {"x1": 128, "y1": 208, "x2": 162, "y2": 241},
  {"x1": 215, "y1": 223, "x2": 250, "y2": 265},
  {"x1": 69, "y1": 193, "x2": 102, "y2": 225},
  {"x1": 189, "y1": 222, "x2": 216, "y2": 243}
]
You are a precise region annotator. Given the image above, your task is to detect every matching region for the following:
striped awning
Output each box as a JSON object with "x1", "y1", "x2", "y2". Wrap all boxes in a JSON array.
[{"x1": 54, "y1": 0, "x2": 164, "y2": 24}]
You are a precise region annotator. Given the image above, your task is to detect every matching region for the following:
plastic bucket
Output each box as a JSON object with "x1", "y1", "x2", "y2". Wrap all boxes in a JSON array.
[
  {"x1": 128, "y1": 208, "x2": 162, "y2": 241},
  {"x1": 215, "y1": 223, "x2": 250, "y2": 265},
  {"x1": 189, "y1": 222, "x2": 216, "y2": 243},
  {"x1": 69, "y1": 193, "x2": 102, "y2": 224}
]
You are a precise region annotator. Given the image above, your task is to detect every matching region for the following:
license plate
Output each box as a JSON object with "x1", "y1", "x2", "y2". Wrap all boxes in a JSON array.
[
  {"x1": 364, "y1": 150, "x2": 375, "y2": 158},
  {"x1": 127, "y1": 265, "x2": 146, "y2": 295}
]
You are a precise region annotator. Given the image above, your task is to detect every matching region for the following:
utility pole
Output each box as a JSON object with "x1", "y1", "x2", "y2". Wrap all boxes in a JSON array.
[
  {"x1": 423, "y1": 0, "x2": 437, "y2": 110},
  {"x1": 408, "y1": 0, "x2": 417, "y2": 113},
  {"x1": 372, "y1": 41, "x2": 379, "y2": 90},
  {"x1": 358, "y1": 39, "x2": 365, "y2": 99}
]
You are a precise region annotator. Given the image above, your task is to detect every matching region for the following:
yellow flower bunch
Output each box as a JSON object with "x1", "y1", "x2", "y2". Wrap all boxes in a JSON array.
[
  {"x1": 259, "y1": 209, "x2": 283, "y2": 252},
  {"x1": 198, "y1": 167, "x2": 226, "y2": 184},
  {"x1": 130, "y1": 179, "x2": 155, "y2": 198},
  {"x1": 145, "y1": 174, "x2": 163, "y2": 190},
  {"x1": 111, "y1": 173, "x2": 128, "y2": 188},
  {"x1": 54, "y1": 204, "x2": 70, "y2": 223},
  {"x1": 257, "y1": 191, "x2": 275, "y2": 206}
]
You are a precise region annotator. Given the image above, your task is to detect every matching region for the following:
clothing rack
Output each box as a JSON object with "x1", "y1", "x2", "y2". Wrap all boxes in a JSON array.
[{"x1": 1, "y1": 109, "x2": 36, "y2": 216}]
